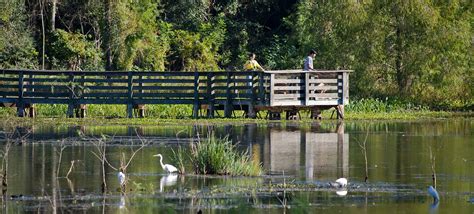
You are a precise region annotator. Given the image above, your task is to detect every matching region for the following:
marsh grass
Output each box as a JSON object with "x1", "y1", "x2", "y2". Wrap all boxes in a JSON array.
[{"x1": 186, "y1": 135, "x2": 262, "y2": 176}]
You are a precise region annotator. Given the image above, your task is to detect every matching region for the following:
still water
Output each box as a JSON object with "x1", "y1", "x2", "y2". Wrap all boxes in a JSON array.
[{"x1": 0, "y1": 119, "x2": 472, "y2": 213}]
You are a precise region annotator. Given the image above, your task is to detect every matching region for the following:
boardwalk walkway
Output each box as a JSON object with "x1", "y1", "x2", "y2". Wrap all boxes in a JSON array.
[{"x1": 0, "y1": 69, "x2": 351, "y2": 119}]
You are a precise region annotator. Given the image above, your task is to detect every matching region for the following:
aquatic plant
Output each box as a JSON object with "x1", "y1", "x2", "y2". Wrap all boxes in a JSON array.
[{"x1": 188, "y1": 135, "x2": 262, "y2": 176}]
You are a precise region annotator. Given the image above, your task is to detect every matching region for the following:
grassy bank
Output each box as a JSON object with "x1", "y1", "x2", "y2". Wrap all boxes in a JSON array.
[{"x1": 0, "y1": 99, "x2": 471, "y2": 125}]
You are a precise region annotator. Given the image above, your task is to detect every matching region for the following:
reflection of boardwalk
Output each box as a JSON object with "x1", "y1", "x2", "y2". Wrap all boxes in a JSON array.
[
  {"x1": 268, "y1": 125, "x2": 348, "y2": 179},
  {"x1": 270, "y1": 131, "x2": 301, "y2": 174},
  {"x1": 306, "y1": 132, "x2": 348, "y2": 179}
]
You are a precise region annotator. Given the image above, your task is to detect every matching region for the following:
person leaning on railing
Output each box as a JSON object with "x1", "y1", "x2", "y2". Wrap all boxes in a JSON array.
[
  {"x1": 303, "y1": 49, "x2": 325, "y2": 93},
  {"x1": 243, "y1": 53, "x2": 265, "y2": 93}
]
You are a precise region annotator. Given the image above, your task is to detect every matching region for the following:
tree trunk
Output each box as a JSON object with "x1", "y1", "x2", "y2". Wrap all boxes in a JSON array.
[
  {"x1": 40, "y1": 0, "x2": 45, "y2": 70},
  {"x1": 51, "y1": 0, "x2": 57, "y2": 31},
  {"x1": 104, "y1": 0, "x2": 113, "y2": 71}
]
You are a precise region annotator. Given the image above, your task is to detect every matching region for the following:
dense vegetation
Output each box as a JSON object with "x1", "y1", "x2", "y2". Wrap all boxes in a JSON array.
[{"x1": 0, "y1": 0, "x2": 472, "y2": 110}]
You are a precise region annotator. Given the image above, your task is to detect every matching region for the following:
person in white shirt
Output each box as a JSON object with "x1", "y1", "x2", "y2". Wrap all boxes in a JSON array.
[{"x1": 303, "y1": 49, "x2": 316, "y2": 71}]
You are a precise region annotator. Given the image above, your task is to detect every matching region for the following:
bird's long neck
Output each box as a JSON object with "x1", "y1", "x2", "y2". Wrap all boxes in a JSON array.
[{"x1": 159, "y1": 156, "x2": 165, "y2": 168}]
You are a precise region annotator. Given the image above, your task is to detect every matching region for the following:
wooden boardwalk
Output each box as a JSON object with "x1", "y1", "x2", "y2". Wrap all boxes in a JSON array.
[{"x1": 0, "y1": 69, "x2": 351, "y2": 119}]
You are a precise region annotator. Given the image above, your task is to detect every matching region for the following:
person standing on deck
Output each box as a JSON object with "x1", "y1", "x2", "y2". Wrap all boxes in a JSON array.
[
  {"x1": 243, "y1": 53, "x2": 265, "y2": 92},
  {"x1": 304, "y1": 49, "x2": 325, "y2": 92},
  {"x1": 244, "y1": 53, "x2": 265, "y2": 71},
  {"x1": 303, "y1": 50, "x2": 316, "y2": 71}
]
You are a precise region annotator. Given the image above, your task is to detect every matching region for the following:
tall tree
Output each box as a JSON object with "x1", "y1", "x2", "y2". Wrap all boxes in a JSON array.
[{"x1": 0, "y1": 0, "x2": 38, "y2": 69}]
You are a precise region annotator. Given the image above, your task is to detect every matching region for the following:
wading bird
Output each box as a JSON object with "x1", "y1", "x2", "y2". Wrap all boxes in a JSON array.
[
  {"x1": 330, "y1": 178, "x2": 348, "y2": 188},
  {"x1": 153, "y1": 154, "x2": 178, "y2": 174},
  {"x1": 428, "y1": 186, "x2": 440, "y2": 202},
  {"x1": 118, "y1": 169, "x2": 126, "y2": 187}
]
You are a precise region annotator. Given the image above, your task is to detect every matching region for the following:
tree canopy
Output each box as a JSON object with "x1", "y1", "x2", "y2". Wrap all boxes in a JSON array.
[{"x1": 0, "y1": 0, "x2": 472, "y2": 109}]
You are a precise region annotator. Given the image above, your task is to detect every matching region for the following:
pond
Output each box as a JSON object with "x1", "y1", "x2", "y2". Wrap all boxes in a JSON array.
[{"x1": 0, "y1": 119, "x2": 472, "y2": 213}]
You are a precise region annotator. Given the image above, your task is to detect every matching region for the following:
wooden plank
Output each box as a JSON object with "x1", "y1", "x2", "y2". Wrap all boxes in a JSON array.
[
  {"x1": 23, "y1": 78, "x2": 69, "y2": 83},
  {"x1": 271, "y1": 100, "x2": 303, "y2": 106},
  {"x1": 307, "y1": 85, "x2": 338, "y2": 90},
  {"x1": 272, "y1": 79, "x2": 304, "y2": 84},
  {"x1": 76, "y1": 78, "x2": 128, "y2": 83},
  {"x1": 0, "y1": 84, "x2": 18, "y2": 89},
  {"x1": 307, "y1": 79, "x2": 338, "y2": 84},
  {"x1": 265, "y1": 69, "x2": 354, "y2": 74},
  {"x1": 307, "y1": 93, "x2": 339, "y2": 98},
  {"x1": 273, "y1": 86, "x2": 304, "y2": 91},
  {"x1": 23, "y1": 92, "x2": 69, "y2": 97},
  {"x1": 273, "y1": 94, "x2": 303, "y2": 99},
  {"x1": 135, "y1": 79, "x2": 195, "y2": 84},
  {"x1": 0, "y1": 91, "x2": 19, "y2": 96},
  {"x1": 85, "y1": 85, "x2": 128, "y2": 90},
  {"x1": 133, "y1": 93, "x2": 202, "y2": 98},
  {"x1": 133, "y1": 86, "x2": 195, "y2": 90},
  {"x1": 82, "y1": 92, "x2": 128, "y2": 97},
  {"x1": 0, "y1": 77, "x2": 19, "y2": 81},
  {"x1": 306, "y1": 100, "x2": 339, "y2": 105}
]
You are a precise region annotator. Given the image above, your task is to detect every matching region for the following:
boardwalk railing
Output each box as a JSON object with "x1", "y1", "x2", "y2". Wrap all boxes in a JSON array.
[
  {"x1": 0, "y1": 69, "x2": 351, "y2": 119},
  {"x1": 267, "y1": 70, "x2": 350, "y2": 106}
]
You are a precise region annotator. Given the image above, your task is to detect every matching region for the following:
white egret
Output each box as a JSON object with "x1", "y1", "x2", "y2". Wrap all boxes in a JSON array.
[
  {"x1": 118, "y1": 169, "x2": 126, "y2": 187},
  {"x1": 330, "y1": 178, "x2": 348, "y2": 188},
  {"x1": 427, "y1": 186, "x2": 440, "y2": 202},
  {"x1": 153, "y1": 154, "x2": 178, "y2": 174}
]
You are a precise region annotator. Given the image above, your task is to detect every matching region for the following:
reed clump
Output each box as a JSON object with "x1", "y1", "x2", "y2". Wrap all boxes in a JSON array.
[{"x1": 183, "y1": 135, "x2": 262, "y2": 176}]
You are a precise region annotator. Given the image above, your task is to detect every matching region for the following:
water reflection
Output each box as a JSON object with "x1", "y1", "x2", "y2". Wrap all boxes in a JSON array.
[
  {"x1": 160, "y1": 174, "x2": 178, "y2": 192},
  {"x1": 0, "y1": 119, "x2": 472, "y2": 213},
  {"x1": 265, "y1": 123, "x2": 348, "y2": 180}
]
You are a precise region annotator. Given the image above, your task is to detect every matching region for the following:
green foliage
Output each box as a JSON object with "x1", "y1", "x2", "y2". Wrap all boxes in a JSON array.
[
  {"x1": 189, "y1": 135, "x2": 262, "y2": 176},
  {"x1": 345, "y1": 98, "x2": 428, "y2": 113},
  {"x1": 2, "y1": 0, "x2": 472, "y2": 109},
  {"x1": 115, "y1": 0, "x2": 170, "y2": 71},
  {"x1": 0, "y1": 0, "x2": 37, "y2": 69},
  {"x1": 49, "y1": 29, "x2": 103, "y2": 70},
  {"x1": 168, "y1": 18, "x2": 226, "y2": 71}
]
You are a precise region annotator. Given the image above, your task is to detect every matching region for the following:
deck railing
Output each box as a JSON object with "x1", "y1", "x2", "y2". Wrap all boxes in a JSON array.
[
  {"x1": 0, "y1": 69, "x2": 351, "y2": 118},
  {"x1": 266, "y1": 70, "x2": 351, "y2": 106}
]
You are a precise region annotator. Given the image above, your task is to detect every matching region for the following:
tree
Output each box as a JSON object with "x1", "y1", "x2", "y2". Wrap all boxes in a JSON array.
[{"x1": 0, "y1": 0, "x2": 38, "y2": 69}]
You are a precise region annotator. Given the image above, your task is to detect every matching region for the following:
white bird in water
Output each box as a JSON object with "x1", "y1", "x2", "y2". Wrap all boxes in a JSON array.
[
  {"x1": 153, "y1": 154, "x2": 178, "y2": 174},
  {"x1": 330, "y1": 178, "x2": 348, "y2": 188},
  {"x1": 427, "y1": 186, "x2": 440, "y2": 202},
  {"x1": 118, "y1": 169, "x2": 126, "y2": 187}
]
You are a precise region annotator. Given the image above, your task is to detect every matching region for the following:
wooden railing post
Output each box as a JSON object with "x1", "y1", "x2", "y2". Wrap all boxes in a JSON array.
[
  {"x1": 206, "y1": 72, "x2": 215, "y2": 118},
  {"x1": 127, "y1": 71, "x2": 133, "y2": 118},
  {"x1": 247, "y1": 71, "x2": 257, "y2": 118},
  {"x1": 224, "y1": 72, "x2": 232, "y2": 118},
  {"x1": 336, "y1": 71, "x2": 344, "y2": 119},
  {"x1": 258, "y1": 71, "x2": 265, "y2": 105},
  {"x1": 67, "y1": 72, "x2": 75, "y2": 118},
  {"x1": 17, "y1": 71, "x2": 25, "y2": 117},
  {"x1": 304, "y1": 72, "x2": 310, "y2": 105},
  {"x1": 269, "y1": 73, "x2": 275, "y2": 106},
  {"x1": 192, "y1": 71, "x2": 200, "y2": 119}
]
